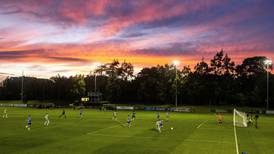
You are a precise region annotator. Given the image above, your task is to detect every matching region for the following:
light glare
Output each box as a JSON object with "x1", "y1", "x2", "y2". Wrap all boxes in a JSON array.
[
  {"x1": 172, "y1": 60, "x2": 180, "y2": 66},
  {"x1": 264, "y1": 59, "x2": 272, "y2": 65}
]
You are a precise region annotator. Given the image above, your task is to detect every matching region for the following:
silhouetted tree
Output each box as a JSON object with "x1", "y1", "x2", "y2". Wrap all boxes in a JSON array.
[{"x1": 0, "y1": 56, "x2": 273, "y2": 108}]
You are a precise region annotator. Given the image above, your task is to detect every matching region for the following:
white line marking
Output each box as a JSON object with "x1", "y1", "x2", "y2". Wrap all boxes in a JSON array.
[
  {"x1": 196, "y1": 120, "x2": 208, "y2": 128},
  {"x1": 233, "y1": 109, "x2": 239, "y2": 154},
  {"x1": 87, "y1": 125, "x2": 120, "y2": 135}
]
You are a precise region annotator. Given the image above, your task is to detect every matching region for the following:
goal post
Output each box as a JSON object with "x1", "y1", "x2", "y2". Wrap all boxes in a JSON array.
[{"x1": 233, "y1": 108, "x2": 248, "y2": 127}]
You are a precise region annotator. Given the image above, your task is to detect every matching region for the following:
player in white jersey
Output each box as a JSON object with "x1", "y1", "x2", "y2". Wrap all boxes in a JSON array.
[
  {"x1": 44, "y1": 113, "x2": 50, "y2": 126},
  {"x1": 112, "y1": 111, "x2": 117, "y2": 120},
  {"x1": 2, "y1": 108, "x2": 8, "y2": 118},
  {"x1": 156, "y1": 119, "x2": 163, "y2": 133}
]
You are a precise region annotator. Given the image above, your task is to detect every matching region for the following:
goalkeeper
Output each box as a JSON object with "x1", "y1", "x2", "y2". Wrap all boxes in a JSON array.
[{"x1": 216, "y1": 113, "x2": 224, "y2": 124}]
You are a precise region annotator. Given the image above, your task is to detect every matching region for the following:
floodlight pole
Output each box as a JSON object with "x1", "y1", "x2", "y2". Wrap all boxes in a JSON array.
[
  {"x1": 93, "y1": 62, "x2": 101, "y2": 93},
  {"x1": 175, "y1": 66, "x2": 178, "y2": 107},
  {"x1": 94, "y1": 71, "x2": 97, "y2": 93},
  {"x1": 172, "y1": 60, "x2": 180, "y2": 107},
  {"x1": 21, "y1": 71, "x2": 24, "y2": 103},
  {"x1": 266, "y1": 64, "x2": 269, "y2": 110},
  {"x1": 265, "y1": 59, "x2": 272, "y2": 110}
]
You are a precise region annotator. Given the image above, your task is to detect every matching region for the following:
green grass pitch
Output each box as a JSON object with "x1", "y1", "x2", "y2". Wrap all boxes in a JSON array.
[{"x1": 0, "y1": 107, "x2": 273, "y2": 154}]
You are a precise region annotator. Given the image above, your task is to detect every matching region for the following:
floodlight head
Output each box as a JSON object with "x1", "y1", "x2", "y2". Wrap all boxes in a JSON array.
[
  {"x1": 172, "y1": 60, "x2": 180, "y2": 66},
  {"x1": 264, "y1": 59, "x2": 272, "y2": 65}
]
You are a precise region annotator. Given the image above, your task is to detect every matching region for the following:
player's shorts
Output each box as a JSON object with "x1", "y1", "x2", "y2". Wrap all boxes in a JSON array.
[
  {"x1": 28, "y1": 122, "x2": 32, "y2": 126},
  {"x1": 127, "y1": 121, "x2": 131, "y2": 124},
  {"x1": 132, "y1": 115, "x2": 136, "y2": 118}
]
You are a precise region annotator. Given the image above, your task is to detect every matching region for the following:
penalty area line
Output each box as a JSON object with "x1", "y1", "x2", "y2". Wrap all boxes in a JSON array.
[{"x1": 196, "y1": 120, "x2": 208, "y2": 128}]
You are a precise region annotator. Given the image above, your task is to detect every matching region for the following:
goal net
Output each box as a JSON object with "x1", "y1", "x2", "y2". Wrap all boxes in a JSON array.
[{"x1": 233, "y1": 109, "x2": 248, "y2": 127}]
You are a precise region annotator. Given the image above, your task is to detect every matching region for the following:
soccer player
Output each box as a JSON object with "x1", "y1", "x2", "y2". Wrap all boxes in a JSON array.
[
  {"x1": 26, "y1": 115, "x2": 32, "y2": 131},
  {"x1": 157, "y1": 112, "x2": 160, "y2": 120},
  {"x1": 254, "y1": 114, "x2": 259, "y2": 128},
  {"x1": 132, "y1": 111, "x2": 136, "y2": 121},
  {"x1": 44, "y1": 113, "x2": 50, "y2": 126},
  {"x1": 59, "y1": 109, "x2": 66, "y2": 118},
  {"x1": 156, "y1": 119, "x2": 163, "y2": 133},
  {"x1": 112, "y1": 111, "x2": 117, "y2": 120},
  {"x1": 2, "y1": 108, "x2": 8, "y2": 118},
  {"x1": 216, "y1": 113, "x2": 224, "y2": 125},
  {"x1": 166, "y1": 111, "x2": 169, "y2": 121},
  {"x1": 127, "y1": 114, "x2": 131, "y2": 128},
  {"x1": 247, "y1": 113, "x2": 253, "y2": 126},
  {"x1": 80, "y1": 109, "x2": 84, "y2": 119}
]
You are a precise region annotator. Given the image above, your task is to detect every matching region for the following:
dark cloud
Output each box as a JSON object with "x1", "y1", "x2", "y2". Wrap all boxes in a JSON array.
[
  {"x1": 133, "y1": 42, "x2": 199, "y2": 56},
  {"x1": 47, "y1": 56, "x2": 88, "y2": 63},
  {"x1": 0, "y1": 49, "x2": 47, "y2": 59},
  {"x1": 120, "y1": 31, "x2": 147, "y2": 38},
  {"x1": 0, "y1": 49, "x2": 88, "y2": 63}
]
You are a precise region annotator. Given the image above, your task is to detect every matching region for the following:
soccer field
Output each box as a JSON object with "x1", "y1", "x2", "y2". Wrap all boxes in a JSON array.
[{"x1": 0, "y1": 107, "x2": 273, "y2": 154}]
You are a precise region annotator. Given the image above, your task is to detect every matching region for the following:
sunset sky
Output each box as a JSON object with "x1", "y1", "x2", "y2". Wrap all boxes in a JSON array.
[{"x1": 0, "y1": 0, "x2": 274, "y2": 78}]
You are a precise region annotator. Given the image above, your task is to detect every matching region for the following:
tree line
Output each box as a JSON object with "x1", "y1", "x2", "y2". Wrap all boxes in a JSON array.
[{"x1": 0, "y1": 50, "x2": 273, "y2": 107}]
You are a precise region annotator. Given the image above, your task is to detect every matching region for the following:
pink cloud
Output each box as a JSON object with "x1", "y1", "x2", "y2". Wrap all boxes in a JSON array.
[{"x1": 0, "y1": 0, "x2": 273, "y2": 76}]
